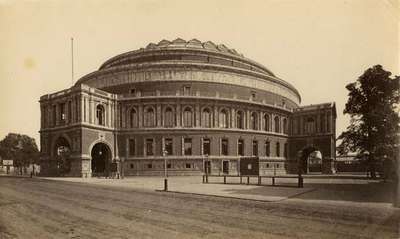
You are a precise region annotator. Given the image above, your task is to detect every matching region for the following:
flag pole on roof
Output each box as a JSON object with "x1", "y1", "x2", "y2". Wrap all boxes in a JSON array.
[{"x1": 71, "y1": 37, "x2": 74, "y2": 86}]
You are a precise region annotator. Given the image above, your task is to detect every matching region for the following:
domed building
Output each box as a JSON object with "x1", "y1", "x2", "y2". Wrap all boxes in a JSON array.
[{"x1": 39, "y1": 38, "x2": 336, "y2": 177}]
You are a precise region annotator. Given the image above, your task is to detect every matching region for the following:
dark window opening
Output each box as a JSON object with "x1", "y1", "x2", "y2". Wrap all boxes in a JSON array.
[
  {"x1": 252, "y1": 140, "x2": 258, "y2": 156},
  {"x1": 221, "y1": 139, "x2": 228, "y2": 156},
  {"x1": 129, "y1": 139, "x2": 135, "y2": 156},
  {"x1": 185, "y1": 163, "x2": 191, "y2": 169},
  {"x1": 238, "y1": 139, "x2": 244, "y2": 156},
  {"x1": 276, "y1": 142, "x2": 280, "y2": 157},
  {"x1": 203, "y1": 138, "x2": 210, "y2": 155},
  {"x1": 184, "y1": 138, "x2": 192, "y2": 155},
  {"x1": 164, "y1": 138, "x2": 173, "y2": 156},
  {"x1": 183, "y1": 86, "x2": 191, "y2": 96},
  {"x1": 146, "y1": 139, "x2": 154, "y2": 156},
  {"x1": 265, "y1": 141, "x2": 270, "y2": 157}
]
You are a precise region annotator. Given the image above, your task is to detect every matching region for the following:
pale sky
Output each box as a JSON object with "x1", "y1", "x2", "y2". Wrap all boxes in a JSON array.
[{"x1": 0, "y1": 0, "x2": 399, "y2": 147}]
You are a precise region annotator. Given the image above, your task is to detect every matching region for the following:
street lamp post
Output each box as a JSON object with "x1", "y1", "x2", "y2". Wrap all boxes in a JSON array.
[{"x1": 163, "y1": 150, "x2": 168, "y2": 191}]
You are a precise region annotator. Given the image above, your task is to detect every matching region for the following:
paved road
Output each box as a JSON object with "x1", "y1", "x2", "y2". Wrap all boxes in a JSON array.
[{"x1": 0, "y1": 177, "x2": 398, "y2": 239}]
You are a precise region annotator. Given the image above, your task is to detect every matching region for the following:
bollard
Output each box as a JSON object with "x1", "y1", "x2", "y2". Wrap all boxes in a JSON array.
[
  {"x1": 206, "y1": 174, "x2": 208, "y2": 183},
  {"x1": 247, "y1": 176, "x2": 250, "y2": 185},
  {"x1": 258, "y1": 176, "x2": 261, "y2": 185},
  {"x1": 298, "y1": 176, "x2": 303, "y2": 188},
  {"x1": 224, "y1": 176, "x2": 226, "y2": 184},
  {"x1": 240, "y1": 176, "x2": 242, "y2": 184},
  {"x1": 164, "y1": 178, "x2": 168, "y2": 191},
  {"x1": 202, "y1": 175, "x2": 205, "y2": 183},
  {"x1": 272, "y1": 177, "x2": 275, "y2": 186}
]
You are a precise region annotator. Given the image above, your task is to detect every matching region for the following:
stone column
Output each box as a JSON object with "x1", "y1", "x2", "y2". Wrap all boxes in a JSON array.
[
  {"x1": 271, "y1": 113, "x2": 275, "y2": 133},
  {"x1": 156, "y1": 104, "x2": 162, "y2": 127},
  {"x1": 230, "y1": 108, "x2": 235, "y2": 128},
  {"x1": 195, "y1": 104, "x2": 200, "y2": 127},
  {"x1": 138, "y1": 104, "x2": 143, "y2": 128},
  {"x1": 80, "y1": 96, "x2": 85, "y2": 123},
  {"x1": 89, "y1": 98, "x2": 94, "y2": 124},
  {"x1": 71, "y1": 98, "x2": 75, "y2": 124},
  {"x1": 176, "y1": 104, "x2": 181, "y2": 127},
  {"x1": 299, "y1": 116, "x2": 303, "y2": 135},
  {"x1": 246, "y1": 110, "x2": 250, "y2": 129},
  {"x1": 213, "y1": 106, "x2": 218, "y2": 128},
  {"x1": 121, "y1": 105, "x2": 126, "y2": 128}
]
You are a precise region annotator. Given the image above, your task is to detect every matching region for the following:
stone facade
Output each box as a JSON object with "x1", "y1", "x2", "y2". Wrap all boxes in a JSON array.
[{"x1": 39, "y1": 38, "x2": 336, "y2": 177}]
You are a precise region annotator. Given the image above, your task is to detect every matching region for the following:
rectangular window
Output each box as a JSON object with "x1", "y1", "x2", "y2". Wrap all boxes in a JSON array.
[
  {"x1": 276, "y1": 142, "x2": 280, "y2": 157},
  {"x1": 167, "y1": 163, "x2": 172, "y2": 169},
  {"x1": 284, "y1": 143, "x2": 288, "y2": 158},
  {"x1": 252, "y1": 140, "x2": 258, "y2": 156},
  {"x1": 221, "y1": 139, "x2": 228, "y2": 156},
  {"x1": 183, "y1": 86, "x2": 191, "y2": 96},
  {"x1": 203, "y1": 138, "x2": 210, "y2": 155},
  {"x1": 146, "y1": 139, "x2": 154, "y2": 156},
  {"x1": 147, "y1": 164, "x2": 152, "y2": 169},
  {"x1": 265, "y1": 141, "x2": 270, "y2": 157},
  {"x1": 130, "y1": 88, "x2": 136, "y2": 95},
  {"x1": 185, "y1": 163, "x2": 191, "y2": 169},
  {"x1": 129, "y1": 139, "x2": 135, "y2": 156},
  {"x1": 238, "y1": 139, "x2": 244, "y2": 156},
  {"x1": 164, "y1": 138, "x2": 173, "y2": 156},
  {"x1": 184, "y1": 138, "x2": 192, "y2": 155},
  {"x1": 130, "y1": 163, "x2": 134, "y2": 169},
  {"x1": 60, "y1": 103, "x2": 66, "y2": 121}
]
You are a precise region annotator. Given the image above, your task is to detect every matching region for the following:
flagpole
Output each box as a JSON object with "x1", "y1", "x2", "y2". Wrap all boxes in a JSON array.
[{"x1": 71, "y1": 37, "x2": 74, "y2": 85}]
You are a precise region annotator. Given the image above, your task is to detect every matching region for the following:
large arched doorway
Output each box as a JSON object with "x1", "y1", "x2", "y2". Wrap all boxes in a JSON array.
[
  {"x1": 299, "y1": 146, "x2": 323, "y2": 174},
  {"x1": 91, "y1": 143, "x2": 111, "y2": 177},
  {"x1": 54, "y1": 137, "x2": 71, "y2": 176}
]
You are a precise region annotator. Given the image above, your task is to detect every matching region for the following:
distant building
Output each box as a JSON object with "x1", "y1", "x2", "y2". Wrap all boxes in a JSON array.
[{"x1": 39, "y1": 38, "x2": 336, "y2": 177}]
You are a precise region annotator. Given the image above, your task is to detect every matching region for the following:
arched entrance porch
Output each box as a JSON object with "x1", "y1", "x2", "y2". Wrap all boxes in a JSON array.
[
  {"x1": 299, "y1": 146, "x2": 323, "y2": 174},
  {"x1": 91, "y1": 142, "x2": 111, "y2": 177}
]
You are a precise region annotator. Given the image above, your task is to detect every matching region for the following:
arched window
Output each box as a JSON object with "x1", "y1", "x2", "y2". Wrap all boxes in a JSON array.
[
  {"x1": 263, "y1": 114, "x2": 270, "y2": 131},
  {"x1": 130, "y1": 108, "x2": 138, "y2": 128},
  {"x1": 144, "y1": 107, "x2": 155, "y2": 127},
  {"x1": 306, "y1": 117, "x2": 315, "y2": 134},
  {"x1": 201, "y1": 108, "x2": 211, "y2": 128},
  {"x1": 96, "y1": 105, "x2": 105, "y2": 126},
  {"x1": 164, "y1": 107, "x2": 174, "y2": 127},
  {"x1": 250, "y1": 112, "x2": 258, "y2": 130},
  {"x1": 236, "y1": 111, "x2": 244, "y2": 129},
  {"x1": 274, "y1": 116, "x2": 280, "y2": 133},
  {"x1": 283, "y1": 118, "x2": 288, "y2": 134},
  {"x1": 183, "y1": 107, "x2": 193, "y2": 127},
  {"x1": 219, "y1": 109, "x2": 228, "y2": 128}
]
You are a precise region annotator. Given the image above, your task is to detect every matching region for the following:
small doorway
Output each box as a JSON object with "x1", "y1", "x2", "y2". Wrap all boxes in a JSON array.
[
  {"x1": 91, "y1": 143, "x2": 111, "y2": 177},
  {"x1": 222, "y1": 161, "x2": 229, "y2": 174}
]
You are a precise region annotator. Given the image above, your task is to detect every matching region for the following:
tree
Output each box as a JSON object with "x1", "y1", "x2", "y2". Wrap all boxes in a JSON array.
[
  {"x1": 337, "y1": 65, "x2": 399, "y2": 178},
  {"x1": 0, "y1": 133, "x2": 39, "y2": 174}
]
